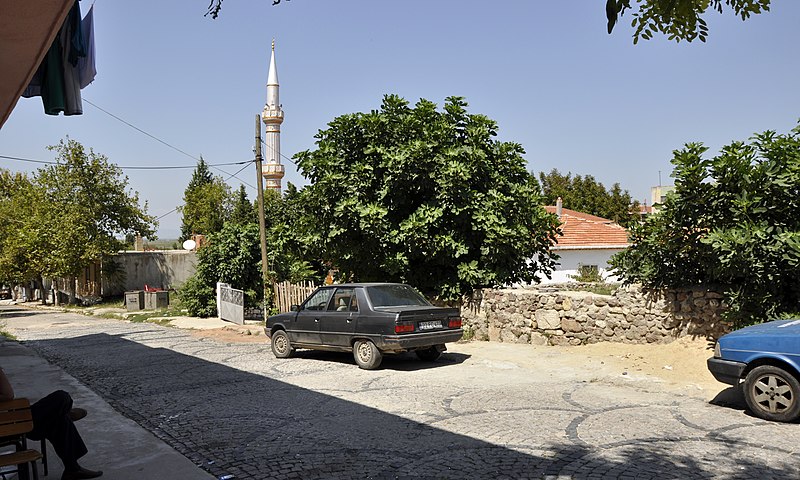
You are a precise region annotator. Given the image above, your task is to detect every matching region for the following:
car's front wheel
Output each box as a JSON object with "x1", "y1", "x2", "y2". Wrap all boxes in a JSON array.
[
  {"x1": 743, "y1": 365, "x2": 800, "y2": 422},
  {"x1": 353, "y1": 339, "x2": 382, "y2": 370},
  {"x1": 270, "y1": 330, "x2": 295, "y2": 359}
]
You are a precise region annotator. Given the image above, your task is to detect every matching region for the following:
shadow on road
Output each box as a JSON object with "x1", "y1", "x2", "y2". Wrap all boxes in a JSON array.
[
  {"x1": 14, "y1": 317, "x2": 799, "y2": 479},
  {"x1": 291, "y1": 349, "x2": 471, "y2": 371}
]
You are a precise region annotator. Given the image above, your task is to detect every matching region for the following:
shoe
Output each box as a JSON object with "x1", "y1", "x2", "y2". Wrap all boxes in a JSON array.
[
  {"x1": 69, "y1": 407, "x2": 87, "y2": 422},
  {"x1": 61, "y1": 467, "x2": 103, "y2": 480}
]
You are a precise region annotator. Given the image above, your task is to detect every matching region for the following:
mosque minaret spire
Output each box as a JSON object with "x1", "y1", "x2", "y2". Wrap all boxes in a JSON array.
[{"x1": 261, "y1": 39, "x2": 285, "y2": 192}]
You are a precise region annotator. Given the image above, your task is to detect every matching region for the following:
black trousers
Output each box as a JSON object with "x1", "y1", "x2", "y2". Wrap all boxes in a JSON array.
[{"x1": 28, "y1": 390, "x2": 87, "y2": 470}]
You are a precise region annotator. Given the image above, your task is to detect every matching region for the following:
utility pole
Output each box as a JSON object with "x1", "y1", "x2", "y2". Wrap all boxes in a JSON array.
[{"x1": 254, "y1": 114, "x2": 270, "y2": 308}]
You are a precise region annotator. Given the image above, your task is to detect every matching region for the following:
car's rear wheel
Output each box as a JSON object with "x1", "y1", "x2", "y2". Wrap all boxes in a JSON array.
[
  {"x1": 416, "y1": 345, "x2": 443, "y2": 362},
  {"x1": 353, "y1": 339, "x2": 382, "y2": 370},
  {"x1": 743, "y1": 365, "x2": 800, "y2": 422},
  {"x1": 270, "y1": 330, "x2": 294, "y2": 359}
]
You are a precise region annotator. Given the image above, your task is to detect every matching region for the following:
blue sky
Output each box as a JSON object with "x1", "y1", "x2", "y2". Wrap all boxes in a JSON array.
[{"x1": 1, "y1": 1, "x2": 798, "y2": 238}]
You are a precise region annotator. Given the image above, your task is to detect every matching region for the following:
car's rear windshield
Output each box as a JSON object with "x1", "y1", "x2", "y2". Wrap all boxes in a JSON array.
[{"x1": 366, "y1": 285, "x2": 431, "y2": 307}]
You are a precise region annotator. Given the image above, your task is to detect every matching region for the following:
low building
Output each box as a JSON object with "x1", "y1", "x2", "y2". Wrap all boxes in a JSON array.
[{"x1": 540, "y1": 199, "x2": 630, "y2": 284}]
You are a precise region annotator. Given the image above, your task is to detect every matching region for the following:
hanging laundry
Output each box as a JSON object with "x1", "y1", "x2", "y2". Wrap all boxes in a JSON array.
[
  {"x1": 78, "y1": 5, "x2": 97, "y2": 89},
  {"x1": 21, "y1": 0, "x2": 87, "y2": 116}
]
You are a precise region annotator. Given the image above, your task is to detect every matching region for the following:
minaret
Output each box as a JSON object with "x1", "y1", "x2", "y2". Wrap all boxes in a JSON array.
[{"x1": 261, "y1": 39, "x2": 285, "y2": 192}]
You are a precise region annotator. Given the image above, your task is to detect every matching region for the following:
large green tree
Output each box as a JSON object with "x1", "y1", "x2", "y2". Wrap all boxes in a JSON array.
[
  {"x1": 611, "y1": 124, "x2": 800, "y2": 327},
  {"x1": 538, "y1": 169, "x2": 640, "y2": 227},
  {"x1": 179, "y1": 157, "x2": 231, "y2": 241},
  {"x1": 0, "y1": 139, "x2": 156, "y2": 300},
  {"x1": 292, "y1": 95, "x2": 560, "y2": 299},
  {"x1": 0, "y1": 171, "x2": 38, "y2": 285}
]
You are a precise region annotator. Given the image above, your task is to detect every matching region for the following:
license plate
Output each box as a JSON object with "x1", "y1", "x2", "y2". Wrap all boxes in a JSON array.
[{"x1": 418, "y1": 320, "x2": 441, "y2": 330}]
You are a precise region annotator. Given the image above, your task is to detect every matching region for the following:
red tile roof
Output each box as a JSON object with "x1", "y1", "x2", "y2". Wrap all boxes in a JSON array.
[{"x1": 544, "y1": 206, "x2": 630, "y2": 249}]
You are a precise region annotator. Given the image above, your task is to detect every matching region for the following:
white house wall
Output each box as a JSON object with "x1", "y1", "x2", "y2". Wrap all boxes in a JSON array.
[{"x1": 540, "y1": 248, "x2": 624, "y2": 284}]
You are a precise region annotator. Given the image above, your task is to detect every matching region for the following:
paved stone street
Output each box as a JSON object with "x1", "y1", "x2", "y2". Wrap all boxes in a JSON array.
[{"x1": 2, "y1": 306, "x2": 799, "y2": 479}]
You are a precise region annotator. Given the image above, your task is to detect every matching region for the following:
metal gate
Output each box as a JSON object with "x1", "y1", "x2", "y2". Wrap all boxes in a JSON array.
[{"x1": 217, "y1": 282, "x2": 244, "y2": 325}]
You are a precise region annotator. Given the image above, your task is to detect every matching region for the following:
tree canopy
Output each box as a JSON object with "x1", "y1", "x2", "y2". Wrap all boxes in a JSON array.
[
  {"x1": 538, "y1": 169, "x2": 640, "y2": 227},
  {"x1": 610, "y1": 124, "x2": 800, "y2": 326},
  {"x1": 179, "y1": 157, "x2": 231, "y2": 241},
  {"x1": 290, "y1": 94, "x2": 560, "y2": 299},
  {"x1": 0, "y1": 139, "x2": 156, "y2": 291}
]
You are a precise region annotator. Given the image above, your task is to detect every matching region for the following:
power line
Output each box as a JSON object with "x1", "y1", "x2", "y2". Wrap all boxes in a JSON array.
[
  {"x1": 153, "y1": 159, "x2": 255, "y2": 222},
  {"x1": 0, "y1": 154, "x2": 253, "y2": 170},
  {"x1": 259, "y1": 138, "x2": 298, "y2": 166},
  {"x1": 83, "y1": 98, "x2": 256, "y2": 189}
]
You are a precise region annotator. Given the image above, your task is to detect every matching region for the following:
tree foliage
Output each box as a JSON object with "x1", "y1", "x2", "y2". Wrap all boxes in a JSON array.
[
  {"x1": 179, "y1": 157, "x2": 231, "y2": 241},
  {"x1": 178, "y1": 222, "x2": 262, "y2": 317},
  {"x1": 538, "y1": 169, "x2": 640, "y2": 227},
  {"x1": 206, "y1": 0, "x2": 286, "y2": 19},
  {"x1": 205, "y1": 0, "x2": 770, "y2": 44},
  {"x1": 607, "y1": 0, "x2": 770, "y2": 43},
  {"x1": 229, "y1": 184, "x2": 257, "y2": 226},
  {"x1": 611, "y1": 124, "x2": 800, "y2": 326},
  {"x1": 0, "y1": 139, "x2": 156, "y2": 290},
  {"x1": 0, "y1": 171, "x2": 38, "y2": 285},
  {"x1": 291, "y1": 95, "x2": 560, "y2": 299},
  {"x1": 178, "y1": 193, "x2": 319, "y2": 316}
]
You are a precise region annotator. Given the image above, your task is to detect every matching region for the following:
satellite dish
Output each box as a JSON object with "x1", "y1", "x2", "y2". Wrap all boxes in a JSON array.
[{"x1": 182, "y1": 239, "x2": 197, "y2": 251}]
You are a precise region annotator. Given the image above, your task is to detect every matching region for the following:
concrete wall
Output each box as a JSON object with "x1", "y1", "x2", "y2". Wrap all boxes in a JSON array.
[
  {"x1": 102, "y1": 251, "x2": 197, "y2": 296},
  {"x1": 462, "y1": 284, "x2": 730, "y2": 345}
]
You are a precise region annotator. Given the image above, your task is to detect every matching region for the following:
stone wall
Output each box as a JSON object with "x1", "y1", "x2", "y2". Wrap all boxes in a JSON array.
[{"x1": 461, "y1": 284, "x2": 729, "y2": 346}]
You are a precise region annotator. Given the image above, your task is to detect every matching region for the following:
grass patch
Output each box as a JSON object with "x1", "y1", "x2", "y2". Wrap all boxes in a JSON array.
[
  {"x1": 0, "y1": 323, "x2": 17, "y2": 341},
  {"x1": 564, "y1": 282, "x2": 619, "y2": 296}
]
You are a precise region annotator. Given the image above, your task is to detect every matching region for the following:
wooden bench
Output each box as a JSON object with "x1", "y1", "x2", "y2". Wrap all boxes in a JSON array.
[{"x1": 0, "y1": 398, "x2": 42, "y2": 480}]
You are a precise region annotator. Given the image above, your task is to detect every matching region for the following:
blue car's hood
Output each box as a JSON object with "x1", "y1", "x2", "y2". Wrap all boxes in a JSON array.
[
  {"x1": 724, "y1": 319, "x2": 800, "y2": 337},
  {"x1": 718, "y1": 319, "x2": 800, "y2": 365}
]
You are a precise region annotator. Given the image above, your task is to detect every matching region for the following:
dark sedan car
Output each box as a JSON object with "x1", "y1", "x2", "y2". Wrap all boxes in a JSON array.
[{"x1": 265, "y1": 283, "x2": 464, "y2": 369}]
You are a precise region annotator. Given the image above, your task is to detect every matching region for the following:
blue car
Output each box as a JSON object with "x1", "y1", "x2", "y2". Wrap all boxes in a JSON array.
[{"x1": 708, "y1": 319, "x2": 800, "y2": 422}]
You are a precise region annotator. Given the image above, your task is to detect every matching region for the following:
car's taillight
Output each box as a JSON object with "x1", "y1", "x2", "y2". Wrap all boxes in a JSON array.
[
  {"x1": 448, "y1": 317, "x2": 462, "y2": 328},
  {"x1": 395, "y1": 322, "x2": 415, "y2": 334}
]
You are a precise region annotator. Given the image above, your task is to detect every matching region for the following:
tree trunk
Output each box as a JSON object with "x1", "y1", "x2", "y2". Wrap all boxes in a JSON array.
[{"x1": 68, "y1": 276, "x2": 77, "y2": 305}]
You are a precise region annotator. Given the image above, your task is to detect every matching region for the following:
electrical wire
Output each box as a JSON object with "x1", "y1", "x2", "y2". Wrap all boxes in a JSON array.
[
  {"x1": 153, "y1": 159, "x2": 254, "y2": 222},
  {"x1": 83, "y1": 98, "x2": 257, "y2": 189},
  {"x1": 0, "y1": 154, "x2": 252, "y2": 170}
]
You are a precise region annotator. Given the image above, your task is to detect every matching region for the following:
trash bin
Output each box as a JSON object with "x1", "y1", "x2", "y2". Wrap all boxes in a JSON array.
[
  {"x1": 144, "y1": 290, "x2": 169, "y2": 310},
  {"x1": 125, "y1": 291, "x2": 144, "y2": 311}
]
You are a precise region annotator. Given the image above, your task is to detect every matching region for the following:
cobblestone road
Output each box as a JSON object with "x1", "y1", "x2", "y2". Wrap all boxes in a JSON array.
[{"x1": 3, "y1": 308, "x2": 799, "y2": 479}]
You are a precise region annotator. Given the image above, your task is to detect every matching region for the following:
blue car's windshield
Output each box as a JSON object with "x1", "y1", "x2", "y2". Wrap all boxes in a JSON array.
[{"x1": 366, "y1": 285, "x2": 431, "y2": 307}]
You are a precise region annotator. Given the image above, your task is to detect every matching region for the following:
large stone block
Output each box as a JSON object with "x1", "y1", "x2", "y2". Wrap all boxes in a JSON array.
[
  {"x1": 535, "y1": 309, "x2": 561, "y2": 330},
  {"x1": 561, "y1": 318, "x2": 583, "y2": 333},
  {"x1": 530, "y1": 332, "x2": 549, "y2": 346}
]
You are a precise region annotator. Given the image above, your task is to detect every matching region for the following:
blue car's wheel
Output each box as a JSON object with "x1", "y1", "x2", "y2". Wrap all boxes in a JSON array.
[{"x1": 743, "y1": 365, "x2": 800, "y2": 422}]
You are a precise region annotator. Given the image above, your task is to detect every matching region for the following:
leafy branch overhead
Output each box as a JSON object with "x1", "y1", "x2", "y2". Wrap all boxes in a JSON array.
[
  {"x1": 205, "y1": 0, "x2": 288, "y2": 19},
  {"x1": 606, "y1": 0, "x2": 771, "y2": 43},
  {"x1": 205, "y1": 0, "x2": 770, "y2": 44}
]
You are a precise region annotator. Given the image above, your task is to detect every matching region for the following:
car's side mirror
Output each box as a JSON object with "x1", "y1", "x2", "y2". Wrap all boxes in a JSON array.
[{"x1": 290, "y1": 304, "x2": 300, "y2": 312}]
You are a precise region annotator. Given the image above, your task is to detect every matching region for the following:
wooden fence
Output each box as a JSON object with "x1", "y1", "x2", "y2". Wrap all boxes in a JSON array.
[{"x1": 274, "y1": 280, "x2": 317, "y2": 313}]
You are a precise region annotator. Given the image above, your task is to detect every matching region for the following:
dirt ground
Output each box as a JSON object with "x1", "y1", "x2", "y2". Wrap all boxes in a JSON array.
[{"x1": 192, "y1": 325, "x2": 722, "y2": 399}]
